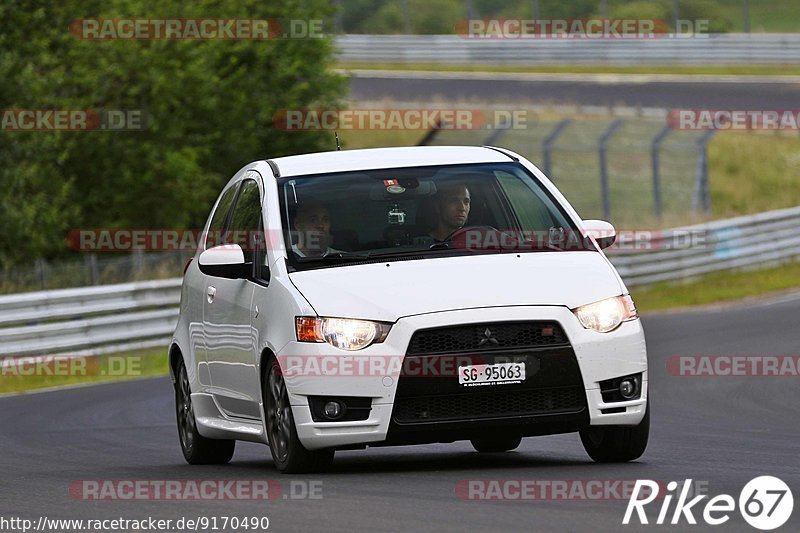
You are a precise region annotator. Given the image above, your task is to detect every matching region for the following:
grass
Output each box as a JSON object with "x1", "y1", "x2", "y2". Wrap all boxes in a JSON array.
[
  {"x1": 708, "y1": 132, "x2": 800, "y2": 218},
  {"x1": 0, "y1": 347, "x2": 169, "y2": 395},
  {"x1": 715, "y1": 0, "x2": 800, "y2": 33},
  {"x1": 338, "y1": 62, "x2": 800, "y2": 77},
  {"x1": 632, "y1": 260, "x2": 800, "y2": 312}
]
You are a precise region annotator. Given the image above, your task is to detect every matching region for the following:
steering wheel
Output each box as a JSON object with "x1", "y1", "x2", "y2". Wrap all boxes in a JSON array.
[{"x1": 444, "y1": 225, "x2": 521, "y2": 251}]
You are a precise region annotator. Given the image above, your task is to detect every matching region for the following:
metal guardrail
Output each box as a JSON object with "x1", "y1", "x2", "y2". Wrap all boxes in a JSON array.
[
  {"x1": 609, "y1": 205, "x2": 800, "y2": 286},
  {"x1": 2, "y1": 205, "x2": 799, "y2": 357},
  {"x1": 0, "y1": 279, "x2": 181, "y2": 357},
  {"x1": 336, "y1": 34, "x2": 800, "y2": 65}
]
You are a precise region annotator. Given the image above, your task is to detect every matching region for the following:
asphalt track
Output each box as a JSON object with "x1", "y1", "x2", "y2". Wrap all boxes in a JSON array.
[
  {"x1": 349, "y1": 71, "x2": 800, "y2": 109},
  {"x1": 1, "y1": 292, "x2": 799, "y2": 532}
]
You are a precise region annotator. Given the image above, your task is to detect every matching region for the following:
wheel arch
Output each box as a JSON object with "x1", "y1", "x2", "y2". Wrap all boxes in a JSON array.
[
  {"x1": 258, "y1": 346, "x2": 277, "y2": 392},
  {"x1": 169, "y1": 342, "x2": 183, "y2": 383}
]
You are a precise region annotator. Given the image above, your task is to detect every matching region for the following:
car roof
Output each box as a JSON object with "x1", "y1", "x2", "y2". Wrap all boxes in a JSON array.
[{"x1": 267, "y1": 146, "x2": 514, "y2": 178}]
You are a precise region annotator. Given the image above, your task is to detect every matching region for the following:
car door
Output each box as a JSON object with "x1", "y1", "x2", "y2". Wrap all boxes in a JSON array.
[
  {"x1": 203, "y1": 172, "x2": 265, "y2": 419},
  {"x1": 192, "y1": 182, "x2": 240, "y2": 391}
]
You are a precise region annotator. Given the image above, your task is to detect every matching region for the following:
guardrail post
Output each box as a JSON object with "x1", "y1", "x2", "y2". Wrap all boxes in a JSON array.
[
  {"x1": 542, "y1": 119, "x2": 572, "y2": 179},
  {"x1": 693, "y1": 130, "x2": 715, "y2": 214},
  {"x1": 651, "y1": 126, "x2": 672, "y2": 220},
  {"x1": 598, "y1": 119, "x2": 624, "y2": 221}
]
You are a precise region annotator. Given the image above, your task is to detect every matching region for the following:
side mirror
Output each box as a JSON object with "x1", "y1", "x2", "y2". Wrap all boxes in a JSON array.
[
  {"x1": 198, "y1": 244, "x2": 252, "y2": 279},
  {"x1": 583, "y1": 220, "x2": 616, "y2": 250}
]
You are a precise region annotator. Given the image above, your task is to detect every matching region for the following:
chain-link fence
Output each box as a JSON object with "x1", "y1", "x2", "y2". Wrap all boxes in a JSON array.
[
  {"x1": 424, "y1": 112, "x2": 714, "y2": 228},
  {"x1": 0, "y1": 251, "x2": 192, "y2": 295}
]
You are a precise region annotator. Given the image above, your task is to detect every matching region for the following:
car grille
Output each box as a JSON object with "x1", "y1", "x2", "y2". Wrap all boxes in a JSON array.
[
  {"x1": 406, "y1": 321, "x2": 568, "y2": 355},
  {"x1": 392, "y1": 386, "x2": 585, "y2": 424},
  {"x1": 392, "y1": 321, "x2": 585, "y2": 427}
]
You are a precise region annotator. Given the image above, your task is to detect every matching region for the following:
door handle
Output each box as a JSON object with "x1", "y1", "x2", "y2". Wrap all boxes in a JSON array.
[{"x1": 206, "y1": 286, "x2": 216, "y2": 304}]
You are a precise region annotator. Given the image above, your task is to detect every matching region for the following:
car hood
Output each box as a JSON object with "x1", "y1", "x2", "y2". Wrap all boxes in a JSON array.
[{"x1": 288, "y1": 252, "x2": 625, "y2": 323}]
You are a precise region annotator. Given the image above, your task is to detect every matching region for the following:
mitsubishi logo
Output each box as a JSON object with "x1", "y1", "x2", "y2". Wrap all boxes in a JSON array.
[{"x1": 478, "y1": 328, "x2": 500, "y2": 346}]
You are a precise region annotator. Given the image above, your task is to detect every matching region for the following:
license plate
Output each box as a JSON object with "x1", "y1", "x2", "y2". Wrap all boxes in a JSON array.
[{"x1": 458, "y1": 361, "x2": 526, "y2": 387}]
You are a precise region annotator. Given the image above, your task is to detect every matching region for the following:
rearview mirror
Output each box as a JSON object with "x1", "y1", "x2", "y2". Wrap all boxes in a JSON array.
[
  {"x1": 198, "y1": 244, "x2": 252, "y2": 279},
  {"x1": 582, "y1": 220, "x2": 616, "y2": 250}
]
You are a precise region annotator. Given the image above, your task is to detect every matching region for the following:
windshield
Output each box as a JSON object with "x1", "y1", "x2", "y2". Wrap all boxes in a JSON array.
[{"x1": 279, "y1": 162, "x2": 594, "y2": 271}]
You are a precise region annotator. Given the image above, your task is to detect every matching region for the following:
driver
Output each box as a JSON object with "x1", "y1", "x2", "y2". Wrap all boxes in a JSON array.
[
  {"x1": 292, "y1": 201, "x2": 341, "y2": 257},
  {"x1": 429, "y1": 184, "x2": 471, "y2": 241}
]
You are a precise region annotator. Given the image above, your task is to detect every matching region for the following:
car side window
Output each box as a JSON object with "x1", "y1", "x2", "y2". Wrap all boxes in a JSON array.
[
  {"x1": 495, "y1": 171, "x2": 557, "y2": 231},
  {"x1": 226, "y1": 178, "x2": 267, "y2": 279},
  {"x1": 206, "y1": 185, "x2": 239, "y2": 249}
]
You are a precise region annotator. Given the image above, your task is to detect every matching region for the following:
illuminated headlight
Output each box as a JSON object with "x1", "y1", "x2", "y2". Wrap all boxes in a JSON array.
[
  {"x1": 295, "y1": 317, "x2": 391, "y2": 350},
  {"x1": 573, "y1": 295, "x2": 637, "y2": 333}
]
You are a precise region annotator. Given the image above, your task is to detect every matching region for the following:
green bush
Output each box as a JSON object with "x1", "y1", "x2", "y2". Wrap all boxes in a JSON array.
[
  {"x1": 0, "y1": 0, "x2": 345, "y2": 267},
  {"x1": 609, "y1": 0, "x2": 733, "y2": 32}
]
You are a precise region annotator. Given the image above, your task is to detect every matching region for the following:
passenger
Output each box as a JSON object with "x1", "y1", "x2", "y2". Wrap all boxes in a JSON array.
[{"x1": 292, "y1": 202, "x2": 341, "y2": 257}]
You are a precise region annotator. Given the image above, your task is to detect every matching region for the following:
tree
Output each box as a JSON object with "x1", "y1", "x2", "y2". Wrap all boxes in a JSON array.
[{"x1": 0, "y1": 0, "x2": 346, "y2": 266}]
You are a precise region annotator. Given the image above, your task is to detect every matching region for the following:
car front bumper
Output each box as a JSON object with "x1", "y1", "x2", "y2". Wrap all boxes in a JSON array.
[{"x1": 277, "y1": 305, "x2": 647, "y2": 450}]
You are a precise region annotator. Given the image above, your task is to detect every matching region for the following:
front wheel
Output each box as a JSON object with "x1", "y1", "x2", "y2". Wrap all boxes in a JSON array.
[
  {"x1": 264, "y1": 358, "x2": 334, "y2": 474},
  {"x1": 579, "y1": 401, "x2": 649, "y2": 463},
  {"x1": 175, "y1": 360, "x2": 235, "y2": 465}
]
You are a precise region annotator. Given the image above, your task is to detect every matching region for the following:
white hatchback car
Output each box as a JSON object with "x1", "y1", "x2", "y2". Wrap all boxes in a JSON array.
[{"x1": 170, "y1": 146, "x2": 649, "y2": 473}]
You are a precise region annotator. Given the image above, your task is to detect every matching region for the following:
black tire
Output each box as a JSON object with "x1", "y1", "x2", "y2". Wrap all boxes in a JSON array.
[
  {"x1": 264, "y1": 358, "x2": 335, "y2": 474},
  {"x1": 579, "y1": 401, "x2": 649, "y2": 463},
  {"x1": 175, "y1": 360, "x2": 235, "y2": 465},
  {"x1": 470, "y1": 435, "x2": 522, "y2": 453}
]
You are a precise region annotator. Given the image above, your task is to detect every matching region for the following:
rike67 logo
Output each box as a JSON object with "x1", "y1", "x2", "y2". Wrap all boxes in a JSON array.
[{"x1": 624, "y1": 477, "x2": 793, "y2": 530}]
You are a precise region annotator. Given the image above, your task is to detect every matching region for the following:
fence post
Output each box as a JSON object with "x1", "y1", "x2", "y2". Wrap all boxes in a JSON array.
[
  {"x1": 651, "y1": 125, "x2": 672, "y2": 220},
  {"x1": 132, "y1": 250, "x2": 145, "y2": 277},
  {"x1": 542, "y1": 119, "x2": 572, "y2": 178},
  {"x1": 36, "y1": 258, "x2": 48, "y2": 290},
  {"x1": 598, "y1": 119, "x2": 624, "y2": 221},
  {"x1": 742, "y1": 0, "x2": 750, "y2": 33},
  {"x1": 418, "y1": 120, "x2": 443, "y2": 146},
  {"x1": 693, "y1": 130, "x2": 715, "y2": 214},
  {"x1": 86, "y1": 253, "x2": 99, "y2": 285},
  {"x1": 483, "y1": 115, "x2": 512, "y2": 145},
  {"x1": 334, "y1": 0, "x2": 343, "y2": 33}
]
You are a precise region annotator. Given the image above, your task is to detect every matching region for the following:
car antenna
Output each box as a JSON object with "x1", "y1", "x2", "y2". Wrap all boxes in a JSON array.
[{"x1": 334, "y1": 131, "x2": 341, "y2": 151}]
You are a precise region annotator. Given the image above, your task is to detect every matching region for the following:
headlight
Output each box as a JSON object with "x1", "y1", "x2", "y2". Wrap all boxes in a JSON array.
[
  {"x1": 295, "y1": 317, "x2": 391, "y2": 351},
  {"x1": 573, "y1": 295, "x2": 637, "y2": 333}
]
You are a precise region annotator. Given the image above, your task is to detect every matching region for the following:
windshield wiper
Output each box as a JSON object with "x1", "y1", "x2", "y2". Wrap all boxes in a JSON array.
[{"x1": 296, "y1": 251, "x2": 370, "y2": 263}]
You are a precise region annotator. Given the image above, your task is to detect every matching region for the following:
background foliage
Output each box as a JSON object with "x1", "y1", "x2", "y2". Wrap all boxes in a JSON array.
[
  {"x1": 0, "y1": 0, "x2": 345, "y2": 266},
  {"x1": 342, "y1": 0, "x2": 734, "y2": 34}
]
